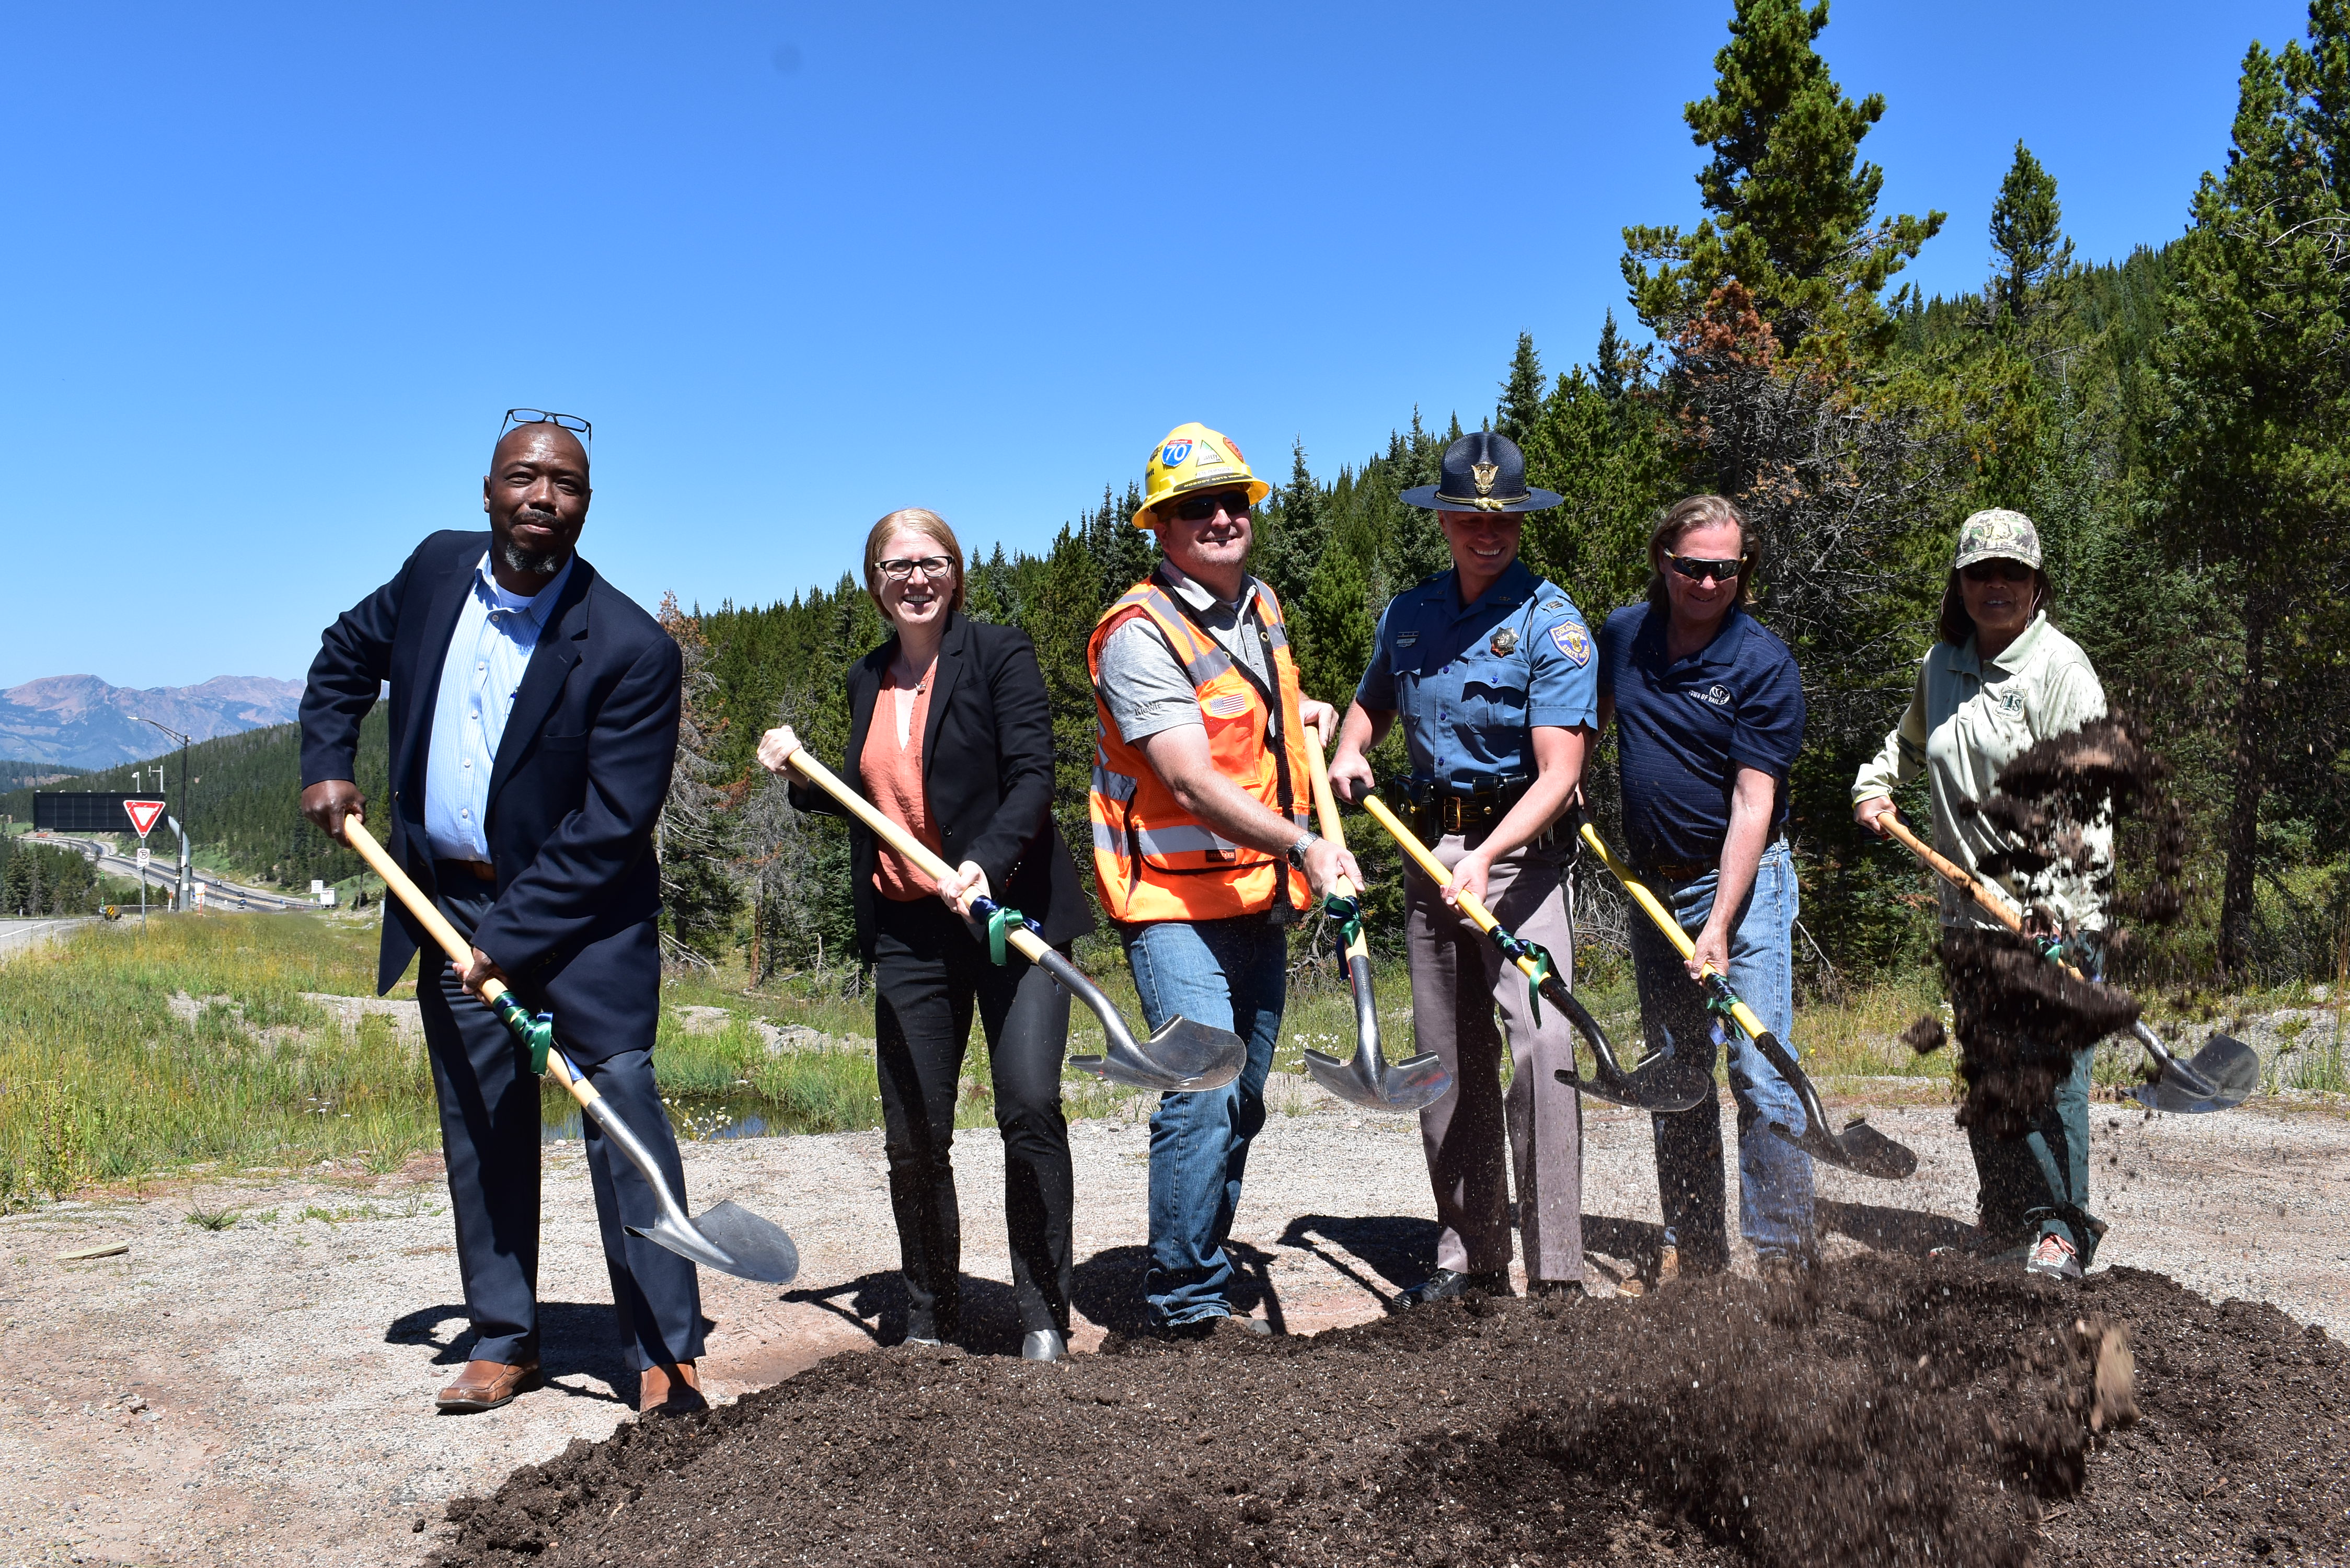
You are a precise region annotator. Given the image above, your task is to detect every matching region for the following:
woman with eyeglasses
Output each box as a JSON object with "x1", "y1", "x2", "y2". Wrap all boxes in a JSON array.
[
  {"x1": 1593, "y1": 493, "x2": 1814, "y2": 1288},
  {"x1": 756, "y1": 509, "x2": 1091, "y2": 1359},
  {"x1": 1852, "y1": 509, "x2": 2109, "y2": 1283}
]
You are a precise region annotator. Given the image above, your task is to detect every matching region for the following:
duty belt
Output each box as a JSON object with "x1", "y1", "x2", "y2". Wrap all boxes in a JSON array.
[{"x1": 1394, "y1": 775, "x2": 1561, "y2": 850}]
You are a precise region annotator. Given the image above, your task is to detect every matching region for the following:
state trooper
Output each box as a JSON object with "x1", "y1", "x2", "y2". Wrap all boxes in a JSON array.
[{"x1": 1328, "y1": 431, "x2": 1598, "y2": 1304}]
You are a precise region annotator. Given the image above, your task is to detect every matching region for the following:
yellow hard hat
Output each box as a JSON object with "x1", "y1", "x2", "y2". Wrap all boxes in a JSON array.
[{"x1": 1134, "y1": 422, "x2": 1272, "y2": 528}]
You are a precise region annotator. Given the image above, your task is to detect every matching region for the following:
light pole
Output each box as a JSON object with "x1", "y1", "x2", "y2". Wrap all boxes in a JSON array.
[{"x1": 131, "y1": 716, "x2": 194, "y2": 912}]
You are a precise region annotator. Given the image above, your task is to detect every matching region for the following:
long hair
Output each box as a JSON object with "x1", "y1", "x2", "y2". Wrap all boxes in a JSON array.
[
  {"x1": 862, "y1": 508, "x2": 967, "y2": 615},
  {"x1": 1644, "y1": 494, "x2": 1756, "y2": 616},
  {"x1": 1938, "y1": 568, "x2": 2052, "y2": 648}
]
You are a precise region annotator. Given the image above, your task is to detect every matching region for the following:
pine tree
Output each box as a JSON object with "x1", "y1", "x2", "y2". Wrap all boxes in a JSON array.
[
  {"x1": 1494, "y1": 333, "x2": 1546, "y2": 446},
  {"x1": 1987, "y1": 141, "x2": 2073, "y2": 329},
  {"x1": 2147, "y1": 13, "x2": 2350, "y2": 976},
  {"x1": 1621, "y1": 0, "x2": 1944, "y2": 364},
  {"x1": 653, "y1": 594, "x2": 743, "y2": 968},
  {"x1": 1254, "y1": 439, "x2": 1326, "y2": 611}
]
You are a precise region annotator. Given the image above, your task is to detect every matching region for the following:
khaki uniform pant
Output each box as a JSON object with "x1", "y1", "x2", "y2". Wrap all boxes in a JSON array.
[{"x1": 1407, "y1": 836, "x2": 1583, "y2": 1282}]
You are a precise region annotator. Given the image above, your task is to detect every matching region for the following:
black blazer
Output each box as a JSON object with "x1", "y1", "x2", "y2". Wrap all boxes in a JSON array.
[
  {"x1": 299, "y1": 530, "x2": 682, "y2": 1062},
  {"x1": 789, "y1": 610, "x2": 1092, "y2": 962}
]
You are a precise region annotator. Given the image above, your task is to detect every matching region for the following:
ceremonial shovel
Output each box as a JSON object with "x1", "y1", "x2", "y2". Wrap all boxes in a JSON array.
[
  {"x1": 1577, "y1": 818, "x2": 1919, "y2": 1180},
  {"x1": 1875, "y1": 809, "x2": 2256, "y2": 1114},
  {"x1": 775, "y1": 745, "x2": 1243, "y2": 1093},
  {"x1": 1293, "y1": 742, "x2": 1450, "y2": 1111},
  {"x1": 338, "y1": 811, "x2": 801, "y2": 1284},
  {"x1": 1357, "y1": 794, "x2": 1712, "y2": 1113}
]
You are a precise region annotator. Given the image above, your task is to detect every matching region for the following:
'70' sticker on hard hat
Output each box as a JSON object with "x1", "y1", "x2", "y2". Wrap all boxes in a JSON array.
[{"x1": 1161, "y1": 439, "x2": 1194, "y2": 466}]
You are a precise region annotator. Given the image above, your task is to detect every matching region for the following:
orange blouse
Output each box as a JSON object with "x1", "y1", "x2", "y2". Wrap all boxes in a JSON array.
[{"x1": 860, "y1": 665, "x2": 942, "y2": 901}]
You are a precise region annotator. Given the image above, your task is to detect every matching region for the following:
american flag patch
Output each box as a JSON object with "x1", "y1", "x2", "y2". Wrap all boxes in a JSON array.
[{"x1": 1203, "y1": 693, "x2": 1251, "y2": 718}]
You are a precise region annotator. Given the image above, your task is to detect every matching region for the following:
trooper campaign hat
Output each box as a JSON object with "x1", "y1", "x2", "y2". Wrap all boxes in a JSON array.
[{"x1": 1400, "y1": 431, "x2": 1561, "y2": 514}]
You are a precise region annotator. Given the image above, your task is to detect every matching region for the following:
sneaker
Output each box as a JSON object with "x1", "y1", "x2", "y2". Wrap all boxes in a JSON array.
[
  {"x1": 1397, "y1": 1268, "x2": 1512, "y2": 1308},
  {"x1": 1213, "y1": 1312, "x2": 1274, "y2": 1339},
  {"x1": 1655, "y1": 1245, "x2": 1681, "y2": 1287},
  {"x1": 2025, "y1": 1233, "x2": 2082, "y2": 1282}
]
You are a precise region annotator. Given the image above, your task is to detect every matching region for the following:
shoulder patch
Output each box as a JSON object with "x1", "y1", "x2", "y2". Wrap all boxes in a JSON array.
[{"x1": 1547, "y1": 620, "x2": 1591, "y2": 666}]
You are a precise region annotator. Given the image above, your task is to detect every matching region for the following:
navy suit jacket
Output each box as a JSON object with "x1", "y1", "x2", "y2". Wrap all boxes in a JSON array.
[{"x1": 299, "y1": 530, "x2": 682, "y2": 1061}]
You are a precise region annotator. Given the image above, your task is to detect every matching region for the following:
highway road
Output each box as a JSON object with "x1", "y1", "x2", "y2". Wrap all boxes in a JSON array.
[
  {"x1": 0, "y1": 916, "x2": 93, "y2": 960},
  {"x1": 21, "y1": 833, "x2": 316, "y2": 913}
]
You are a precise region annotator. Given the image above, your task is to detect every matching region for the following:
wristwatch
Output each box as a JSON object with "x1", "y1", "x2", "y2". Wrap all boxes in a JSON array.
[{"x1": 1287, "y1": 830, "x2": 1320, "y2": 870}]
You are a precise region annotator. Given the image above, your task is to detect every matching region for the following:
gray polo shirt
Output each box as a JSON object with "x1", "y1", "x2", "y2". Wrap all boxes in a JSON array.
[{"x1": 1096, "y1": 562, "x2": 1276, "y2": 746}]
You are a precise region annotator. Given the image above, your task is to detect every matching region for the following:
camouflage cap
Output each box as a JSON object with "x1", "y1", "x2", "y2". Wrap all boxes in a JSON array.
[{"x1": 1953, "y1": 508, "x2": 2042, "y2": 572}]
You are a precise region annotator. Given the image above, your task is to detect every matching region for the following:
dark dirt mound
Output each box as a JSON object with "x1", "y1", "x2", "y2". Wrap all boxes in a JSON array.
[
  {"x1": 1942, "y1": 927, "x2": 2143, "y2": 1139},
  {"x1": 432, "y1": 1256, "x2": 2347, "y2": 1567}
]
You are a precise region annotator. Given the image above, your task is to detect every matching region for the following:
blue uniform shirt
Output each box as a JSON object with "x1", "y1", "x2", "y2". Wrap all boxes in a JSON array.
[
  {"x1": 1597, "y1": 602, "x2": 1805, "y2": 869},
  {"x1": 1355, "y1": 559, "x2": 1598, "y2": 789}
]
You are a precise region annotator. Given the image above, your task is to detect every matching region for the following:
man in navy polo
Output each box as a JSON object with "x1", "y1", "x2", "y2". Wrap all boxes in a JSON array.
[
  {"x1": 1595, "y1": 492, "x2": 1812, "y2": 1286},
  {"x1": 1329, "y1": 431, "x2": 1596, "y2": 1306}
]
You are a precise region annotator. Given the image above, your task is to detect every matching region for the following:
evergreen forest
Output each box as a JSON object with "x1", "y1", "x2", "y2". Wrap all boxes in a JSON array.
[{"x1": 685, "y1": 0, "x2": 2350, "y2": 999}]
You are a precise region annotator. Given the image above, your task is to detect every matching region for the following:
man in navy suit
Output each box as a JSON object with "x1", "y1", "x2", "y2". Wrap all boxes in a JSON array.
[{"x1": 299, "y1": 412, "x2": 705, "y2": 1415}]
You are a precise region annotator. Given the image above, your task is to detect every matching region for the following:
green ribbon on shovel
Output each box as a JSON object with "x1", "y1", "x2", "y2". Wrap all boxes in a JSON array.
[
  {"x1": 1488, "y1": 927, "x2": 1558, "y2": 1027},
  {"x1": 985, "y1": 904, "x2": 1028, "y2": 967},
  {"x1": 490, "y1": 992, "x2": 555, "y2": 1076},
  {"x1": 1322, "y1": 893, "x2": 1364, "y2": 952}
]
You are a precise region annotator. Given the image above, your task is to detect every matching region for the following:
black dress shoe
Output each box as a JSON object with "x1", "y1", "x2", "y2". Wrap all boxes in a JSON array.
[{"x1": 1397, "y1": 1268, "x2": 1512, "y2": 1308}]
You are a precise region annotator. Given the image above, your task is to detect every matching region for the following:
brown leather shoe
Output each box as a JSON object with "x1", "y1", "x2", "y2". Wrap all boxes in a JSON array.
[
  {"x1": 436, "y1": 1359, "x2": 540, "y2": 1413},
  {"x1": 638, "y1": 1360, "x2": 706, "y2": 1415}
]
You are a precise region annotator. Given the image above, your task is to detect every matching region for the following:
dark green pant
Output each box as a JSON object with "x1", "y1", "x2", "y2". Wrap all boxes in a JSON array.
[{"x1": 1966, "y1": 1045, "x2": 2102, "y2": 1264}]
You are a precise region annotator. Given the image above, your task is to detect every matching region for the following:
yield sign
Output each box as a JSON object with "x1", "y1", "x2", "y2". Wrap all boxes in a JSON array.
[{"x1": 124, "y1": 799, "x2": 167, "y2": 838}]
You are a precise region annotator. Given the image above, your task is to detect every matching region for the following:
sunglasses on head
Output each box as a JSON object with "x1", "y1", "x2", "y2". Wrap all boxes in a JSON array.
[
  {"x1": 500, "y1": 408, "x2": 593, "y2": 451},
  {"x1": 1961, "y1": 560, "x2": 2035, "y2": 584},
  {"x1": 1666, "y1": 552, "x2": 1745, "y2": 584},
  {"x1": 1168, "y1": 489, "x2": 1252, "y2": 523}
]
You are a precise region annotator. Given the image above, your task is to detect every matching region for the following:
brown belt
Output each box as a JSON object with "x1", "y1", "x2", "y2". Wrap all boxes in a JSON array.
[
  {"x1": 1638, "y1": 834, "x2": 1784, "y2": 885},
  {"x1": 435, "y1": 858, "x2": 497, "y2": 883}
]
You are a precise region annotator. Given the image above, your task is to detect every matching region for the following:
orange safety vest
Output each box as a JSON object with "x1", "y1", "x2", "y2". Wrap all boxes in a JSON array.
[{"x1": 1086, "y1": 575, "x2": 1314, "y2": 925}]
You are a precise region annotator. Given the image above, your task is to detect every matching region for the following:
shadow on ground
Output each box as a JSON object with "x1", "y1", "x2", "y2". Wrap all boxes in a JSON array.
[
  {"x1": 385, "y1": 1302, "x2": 645, "y2": 1405},
  {"x1": 1819, "y1": 1198, "x2": 1980, "y2": 1258}
]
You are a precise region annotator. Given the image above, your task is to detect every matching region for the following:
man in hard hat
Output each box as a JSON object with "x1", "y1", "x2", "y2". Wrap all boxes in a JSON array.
[
  {"x1": 1328, "y1": 431, "x2": 1596, "y2": 1305},
  {"x1": 1087, "y1": 421, "x2": 1358, "y2": 1336}
]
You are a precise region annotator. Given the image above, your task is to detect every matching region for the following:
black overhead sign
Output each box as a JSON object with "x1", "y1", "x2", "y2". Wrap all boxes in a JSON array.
[{"x1": 32, "y1": 792, "x2": 144, "y2": 833}]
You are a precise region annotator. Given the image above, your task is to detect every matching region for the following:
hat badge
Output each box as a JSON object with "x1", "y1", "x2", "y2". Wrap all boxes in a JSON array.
[{"x1": 1471, "y1": 461, "x2": 1497, "y2": 498}]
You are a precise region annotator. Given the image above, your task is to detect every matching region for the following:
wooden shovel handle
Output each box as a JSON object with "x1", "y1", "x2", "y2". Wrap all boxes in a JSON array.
[
  {"x1": 1574, "y1": 818, "x2": 1781, "y2": 1048},
  {"x1": 335, "y1": 810, "x2": 596, "y2": 1101},
  {"x1": 1358, "y1": 794, "x2": 1500, "y2": 933},
  {"x1": 777, "y1": 746, "x2": 1051, "y2": 965},
  {"x1": 1875, "y1": 808, "x2": 2089, "y2": 982},
  {"x1": 1298, "y1": 730, "x2": 1360, "y2": 905}
]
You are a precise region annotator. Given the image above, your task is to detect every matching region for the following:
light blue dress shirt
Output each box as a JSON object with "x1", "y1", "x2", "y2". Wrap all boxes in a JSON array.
[{"x1": 424, "y1": 552, "x2": 574, "y2": 863}]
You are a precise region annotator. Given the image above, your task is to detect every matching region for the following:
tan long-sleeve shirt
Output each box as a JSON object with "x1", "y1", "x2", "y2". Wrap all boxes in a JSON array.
[{"x1": 1852, "y1": 613, "x2": 2110, "y2": 931}]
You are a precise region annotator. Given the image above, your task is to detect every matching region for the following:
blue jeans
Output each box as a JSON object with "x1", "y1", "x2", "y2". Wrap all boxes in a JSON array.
[
  {"x1": 1121, "y1": 916, "x2": 1285, "y2": 1326},
  {"x1": 1629, "y1": 840, "x2": 1814, "y2": 1267}
]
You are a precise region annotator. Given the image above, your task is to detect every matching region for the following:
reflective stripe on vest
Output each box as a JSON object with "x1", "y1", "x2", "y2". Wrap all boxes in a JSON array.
[{"x1": 1086, "y1": 578, "x2": 1312, "y2": 925}]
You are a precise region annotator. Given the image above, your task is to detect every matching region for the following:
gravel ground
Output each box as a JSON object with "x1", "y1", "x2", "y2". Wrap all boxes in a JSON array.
[{"x1": 4, "y1": 1082, "x2": 2345, "y2": 1566}]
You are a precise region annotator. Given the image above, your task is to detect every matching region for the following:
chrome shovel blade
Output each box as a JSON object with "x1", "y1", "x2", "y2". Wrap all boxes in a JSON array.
[
  {"x1": 2133, "y1": 1033, "x2": 2259, "y2": 1115},
  {"x1": 627, "y1": 1200, "x2": 800, "y2": 1285},
  {"x1": 1069, "y1": 1016, "x2": 1246, "y2": 1092},
  {"x1": 1302, "y1": 1046, "x2": 1454, "y2": 1112}
]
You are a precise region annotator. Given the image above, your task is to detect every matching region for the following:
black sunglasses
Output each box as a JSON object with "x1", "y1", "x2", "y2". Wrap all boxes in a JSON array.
[
  {"x1": 500, "y1": 408, "x2": 593, "y2": 452},
  {"x1": 1666, "y1": 552, "x2": 1745, "y2": 584},
  {"x1": 1168, "y1": 489, "x2": 1252, "y2": 523},
  {"x1": 1960, "y1": 560, "x2": 2035, "y2": 584}
]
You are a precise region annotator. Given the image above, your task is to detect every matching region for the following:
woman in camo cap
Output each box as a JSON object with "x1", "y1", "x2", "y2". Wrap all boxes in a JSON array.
[{"x1": 1851, "y1": 508, "x2": 2111, "y2": 1282}]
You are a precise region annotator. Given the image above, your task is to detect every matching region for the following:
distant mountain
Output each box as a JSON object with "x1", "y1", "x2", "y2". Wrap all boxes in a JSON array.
[{"x1": 0, "y1": 675, "x2": 303, "y2": 768}]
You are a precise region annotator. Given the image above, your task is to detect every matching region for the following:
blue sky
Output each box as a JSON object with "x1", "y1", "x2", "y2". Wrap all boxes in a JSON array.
[{"x1": 0, "y1": 0, "x2": 2313, "y2": 689}]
